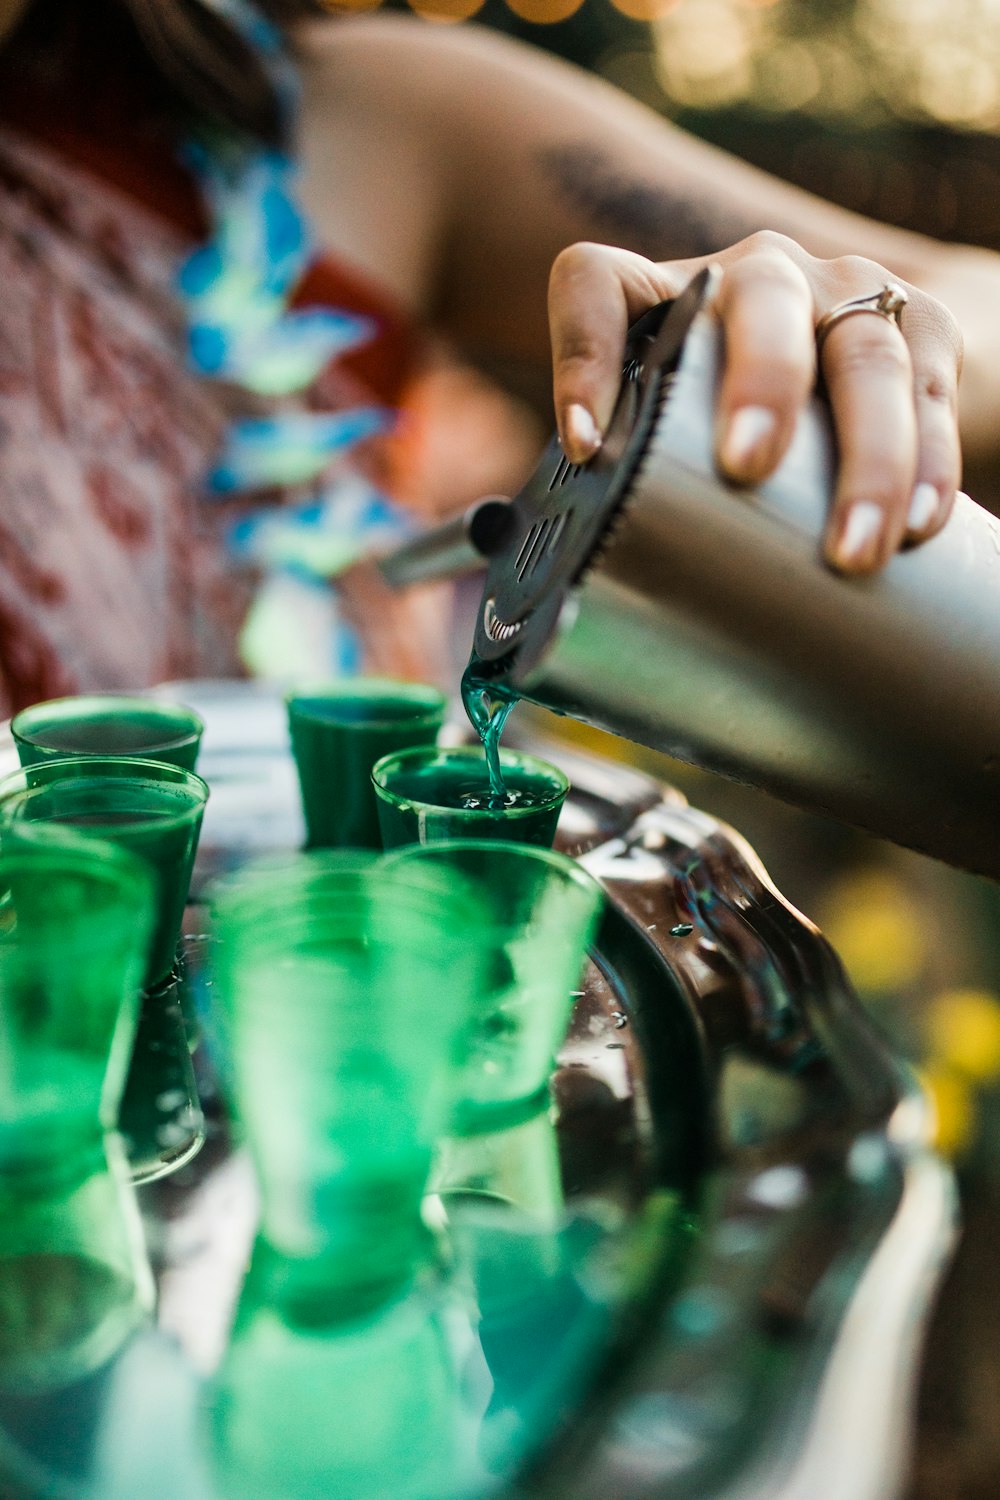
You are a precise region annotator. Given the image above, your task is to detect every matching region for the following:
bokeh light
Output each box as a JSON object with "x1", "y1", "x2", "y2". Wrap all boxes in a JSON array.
[
  {"x1": 504, "y1": 0, "x2": 585, "y2": 22},
  {"x1": 654, "y1": 0, "x2": 757, "y2": 110},
  {"x1": 646, "y1": 0, "x2": 1000, "y2": 131},
  {"x1": 408, "y1": 0, "x2": 485, "y2": 21},
  {"x1": 608, "y1": 0, "x2": 683, "y2": 21}
]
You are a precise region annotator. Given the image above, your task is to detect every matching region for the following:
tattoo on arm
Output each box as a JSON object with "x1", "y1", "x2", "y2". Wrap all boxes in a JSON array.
[{"x1": 539, "y1": 143, "x2": 761, "y2": 261}]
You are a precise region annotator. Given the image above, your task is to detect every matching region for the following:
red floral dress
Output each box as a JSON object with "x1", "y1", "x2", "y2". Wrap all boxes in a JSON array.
[{"x1": 0, "y1": 82, "x2": 421, "y2": 715}]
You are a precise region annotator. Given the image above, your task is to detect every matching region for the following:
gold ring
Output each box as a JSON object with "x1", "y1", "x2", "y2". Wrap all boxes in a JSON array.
[{"x1": 815, "y1": 283, "x2": 909, "y2": 354}]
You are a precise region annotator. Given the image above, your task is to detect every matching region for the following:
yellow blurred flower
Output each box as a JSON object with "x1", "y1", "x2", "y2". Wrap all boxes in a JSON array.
[
  {"x1": 917, "y1": 1063, "x2": 974, "y2": 1159},
  {"x1": 819, "y1": 871, "x2": 926, "y2": 995},
  {"x1": 927, "y1": 988, "x2": 1000, "y2": 1082}
]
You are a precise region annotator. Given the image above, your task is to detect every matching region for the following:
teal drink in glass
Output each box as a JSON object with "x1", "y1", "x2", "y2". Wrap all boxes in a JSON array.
[
  {"x1": 0, "y1": 1150, "x2": 154, "y2": 1394},
  {"x1": 12, "y1": 694, "x2": 204, "y2": 771},
  {"x1": 117, "y1": 970, "x2": 205, "y2": 1185},
  {"x1": 0, "y1": 829, "x2": 153, "y2": 1184},
  {"x1": 372, "y1": 745, "x2": 569, "y2": 849},
  {"x1": 0, "y1": 757, "x2": 209, "y2": 988},
  {"x1": 209, "y1": 1252, "x2": 467, "y2": 1500},
  {"x1": 210, "y1": 851, "x2": 487, "y2": 1315},
  {"x1": 383, "y1": 841, "x2": 602, "y2": 1133},
  {"x1": 286, "y1": 679, "x2": 447, "y2": 849}
]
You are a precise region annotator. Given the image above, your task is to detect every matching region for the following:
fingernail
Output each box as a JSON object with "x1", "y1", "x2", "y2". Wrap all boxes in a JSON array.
[
  {"x1": 830, "y1": 500, "x2": 885, "y2": 572},
  {"x1": 906, "y1": 482, "x2": 940, "y2": 535},
  {"x1": 563, "y1": 403, "x2": 602, "y2": 461},
  {"x1": 718, "y1": 406, "x2": 777, "y2": 476}
]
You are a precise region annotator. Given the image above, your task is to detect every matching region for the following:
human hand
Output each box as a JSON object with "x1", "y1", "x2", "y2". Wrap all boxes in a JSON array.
[{"x1": 548, "y1": 233, "x2": 964, "y2": 575}]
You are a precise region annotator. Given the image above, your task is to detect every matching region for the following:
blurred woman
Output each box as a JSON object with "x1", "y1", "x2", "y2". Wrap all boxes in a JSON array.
[{"x1": 0, "y1": 0, "x2": 990, "y2": 707}]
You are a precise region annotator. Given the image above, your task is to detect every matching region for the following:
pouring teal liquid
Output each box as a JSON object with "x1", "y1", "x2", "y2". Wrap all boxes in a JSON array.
[
  {"x1": 460, "y1": 658, "x2": 518, "y2": 805},
  {"x1": 372, "y1": 660, "x2": 564, "y2": 848}
]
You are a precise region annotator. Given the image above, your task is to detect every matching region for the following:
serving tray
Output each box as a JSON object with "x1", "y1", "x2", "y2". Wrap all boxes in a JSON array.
[{"x1": 0, "y1": 683, "x2": 955, "y2": 1500}]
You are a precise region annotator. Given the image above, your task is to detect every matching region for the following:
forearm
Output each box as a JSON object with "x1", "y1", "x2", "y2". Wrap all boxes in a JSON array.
[
  {"x1": 395, "y1": 20, "x2": 957, "y2": 341},
  {"x1": 297, "y1": 15, "x2": 989, "y2": 458}
]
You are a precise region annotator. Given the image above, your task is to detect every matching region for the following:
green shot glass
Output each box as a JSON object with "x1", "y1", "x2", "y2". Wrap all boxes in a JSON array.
[
  {"x1": 209, "y1": 1256, "x2": 468, "y2": 1500},
  {"x1": 0, "y1": 830, "x2": 153, "y2": 1183},
  {"x1": 0, "y1": 1147, "x2": 154, "y2": 1394},
  {"x1": 432, "y1": 1097, "x2": 565, "y2": 1225},
  {"x1": 12, "y1": 694, "x2": 204, "y2": 772},
  {"x1": 0, "y1": 758, "x2": 209, "y2": 989},
  {"x1": 117, "y1": 971, "x2": 206, "y2": 1185},
  {"x1": 210, "y1": 851, "x2": 487, "y2": 1317},
  {"x1": 372, "y1": 745, "x2": 569, "y2": 849},
  {"x1": 286, "y1": 679, "x2": 447, "y2": 850},
  {"x1": 383, "y1": 842, "x2": 603, "y2": 1134}
]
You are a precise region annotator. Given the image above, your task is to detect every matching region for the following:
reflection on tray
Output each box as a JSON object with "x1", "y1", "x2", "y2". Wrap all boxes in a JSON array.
[{"x1": 206, "y1": 1187, "x2": 687, "y2": 1500}]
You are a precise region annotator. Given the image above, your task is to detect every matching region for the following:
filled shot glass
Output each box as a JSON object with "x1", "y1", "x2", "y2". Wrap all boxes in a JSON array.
[
  {"x1": 0, "y1": 1151, "x2": 155, "y2": 1395},
  {"x1": 209, "y1": 850, "x2": 487, "y2": 1317},
  {"x1": 372, "y1": 745, "x2": 569, "y2": 850},
  {"x1": 0, "y1": 829, "x2": 153, "y2": 1185},
  {"x1": 209, "y1": 1251, "x2": 465, "y2": 1500},
  {"x1": 12, "y1": 694, "x2": 204, "y2": 772},
  {"x1": 286, "y1": 679, "x2": 447, "y2": 849},
  {"x1": 0, "y1": 757, "x2": 209, "y2": 988},
  {"x1": 383, "y1": 841, "x2": 603, "y2": 1134}
]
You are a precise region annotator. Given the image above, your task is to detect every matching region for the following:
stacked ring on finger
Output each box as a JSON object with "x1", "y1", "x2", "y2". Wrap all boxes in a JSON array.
[{"x1": 814, "y1": 283, "x2": 909, "y2": 353}]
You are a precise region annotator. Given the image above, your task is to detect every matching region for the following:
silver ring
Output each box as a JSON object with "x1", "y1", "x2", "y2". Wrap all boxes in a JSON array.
[{"x1": 815, "y1": 283, "x2": 908, "y2": 354}]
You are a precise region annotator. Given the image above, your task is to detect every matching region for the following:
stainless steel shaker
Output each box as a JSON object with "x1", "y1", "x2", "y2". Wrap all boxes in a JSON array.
[{"x1": 383, "y1": 269, "x2": 1000, "y2": 879}]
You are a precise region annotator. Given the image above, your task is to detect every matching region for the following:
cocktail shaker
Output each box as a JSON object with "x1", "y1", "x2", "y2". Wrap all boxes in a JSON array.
[{"x1": 382, "y1": 270, "x2": 1000, "y2": 879}]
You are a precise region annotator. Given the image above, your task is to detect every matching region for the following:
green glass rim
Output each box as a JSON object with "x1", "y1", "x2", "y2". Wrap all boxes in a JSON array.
[
  {"x1": 0, "y1": 756, "x2": 210, "y2": 837},
  {"x1": 10, "y1": 694, "x2": 204, "y2": 756},
  {"x1": 210, "y1": 849, "x2": 377, "y2": 921},
  {"x1": 381, "y1": 837, "x2": 602, "y2": 903},
  {"x1": 370, "y1": 744, "x2": 570, "y2": 820},
  {"x1": 0, "y1": 825, "x2": 151, "y2": 889},
  {"x1": 285, "y1": 677, "x2": 447, "y2": 732},
  {"x1": 210, "y1": 848, "x2": 485, "y2": 937},
  {"x1": 0, "y1": 834, "x2": 155, "y2": 952}
]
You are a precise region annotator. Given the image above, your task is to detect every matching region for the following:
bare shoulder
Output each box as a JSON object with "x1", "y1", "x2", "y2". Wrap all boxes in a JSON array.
[
  {"x1": 292, "y1": 15, "x2": 467, "y2": 312},
  {"x1": 296, "y1": 11, "x2": 547, "y2": 71},
  {"x1": 291, "y1": 14, "x2": 582, "y2": 313},
  {"x1": 293, "y1": 11, "x2": 612, "y2": 116}
]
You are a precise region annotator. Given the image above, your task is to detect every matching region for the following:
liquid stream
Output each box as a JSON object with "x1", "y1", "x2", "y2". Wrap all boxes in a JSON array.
[{"x1": 460, "y1": 661, "x2": 516, "y2": 803}]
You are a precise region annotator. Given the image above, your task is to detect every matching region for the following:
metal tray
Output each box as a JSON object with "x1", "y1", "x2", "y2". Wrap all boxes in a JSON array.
[{"x1": 0, "y1": 683, "x2": 955, "y2": 1500}]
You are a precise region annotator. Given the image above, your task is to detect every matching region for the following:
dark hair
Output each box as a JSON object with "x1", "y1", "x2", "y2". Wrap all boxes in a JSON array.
[
  {"x1": 122, "y1": 0, "x2": 326, "y2": 144},
  {"x1": 5, "y1": 0, "x2": 326, "y2": 146}
]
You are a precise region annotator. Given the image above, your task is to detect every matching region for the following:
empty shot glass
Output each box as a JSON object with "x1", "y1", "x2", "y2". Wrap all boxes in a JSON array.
[
  {"x1": 209, "y1": 851, "x2": 487, "y2": 1316},
  {"x1": 286, "y1": 679, "x2": 447, "y2": 849},
  {"x1": 372, "y1": 745, "x2": 569, "y2": 849},
  {"x1": 12, "y1": 694, "x2": 204, "y2": 772},
  {"x1": 0, "y1": 757, "x2": 209, "y2": 988},
  {"x1": 0, "y1": 829, "x2": 153, "y2": 1184},
  {"x1": 383, "y1": 842, "x2": 603, "y2": 1134}
]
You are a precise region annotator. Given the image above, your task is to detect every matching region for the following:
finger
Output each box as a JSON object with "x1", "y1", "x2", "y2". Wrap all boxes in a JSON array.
[
  {"x1": 900, "y1": 314, "x2": 963, "y2": 544},
  {"x1": 711, "y1": 250, "x2": 816, "y2": 484},
  {"x1": 548, "y1": 243, "x2": 687, "y2": 463},
  {"x1": 820, "y1": 314, "x2": 918, "y2": 574}
]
